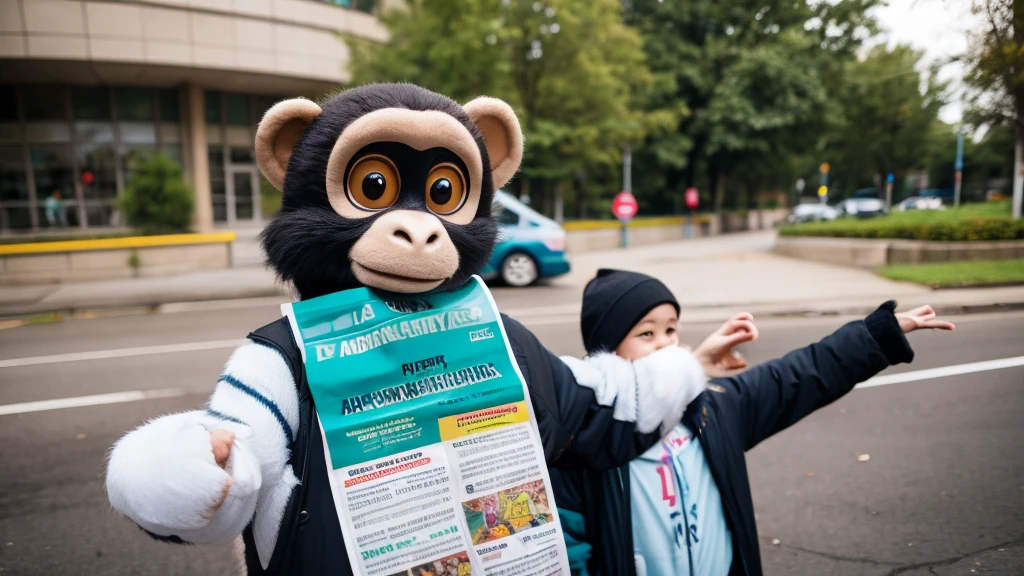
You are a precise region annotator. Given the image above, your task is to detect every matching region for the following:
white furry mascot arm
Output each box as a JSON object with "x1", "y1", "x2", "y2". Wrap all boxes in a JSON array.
[{"x1": 105, "y1": 342, "x2": 298, "y2": 566}]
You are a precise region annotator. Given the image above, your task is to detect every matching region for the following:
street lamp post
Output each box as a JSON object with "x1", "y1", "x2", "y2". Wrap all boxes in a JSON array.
[{"x1": 954, "y1": 128, "x2": 964, "y2": 208}]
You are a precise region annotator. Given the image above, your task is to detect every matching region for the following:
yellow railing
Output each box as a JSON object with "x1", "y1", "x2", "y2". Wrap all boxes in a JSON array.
[{"x1": 0, "y1": 232, "x2": 237, "y2": 256}]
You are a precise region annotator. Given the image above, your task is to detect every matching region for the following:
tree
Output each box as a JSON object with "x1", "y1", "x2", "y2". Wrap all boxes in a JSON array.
[
  {"x1": 964, "y1": 0, "x2": 1023, "y2": 218},
  {"x1": 347, "y1": 0, "x2": 674, "y2": 219},
  {"x1": 622, "y1": 0, "x2": 880, "y2": 213},
  {"x1": 825, "y1": 45, "x2": 948, "y2": 200},
  {"x1": 120, "y1": 154, "x2": 194, "y2": 234}
]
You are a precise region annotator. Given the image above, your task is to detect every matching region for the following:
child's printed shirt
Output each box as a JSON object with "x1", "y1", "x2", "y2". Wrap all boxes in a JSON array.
[{"x1": 629, "y1": 423, "x2": 733, "y2": 576}]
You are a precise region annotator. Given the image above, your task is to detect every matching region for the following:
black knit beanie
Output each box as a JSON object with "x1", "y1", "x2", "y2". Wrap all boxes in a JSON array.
[{"x1": 581, "y1": 269, "x2": 680, "y2": 355}]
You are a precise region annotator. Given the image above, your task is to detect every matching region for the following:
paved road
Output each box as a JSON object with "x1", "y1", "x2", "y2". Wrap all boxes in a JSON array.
[{"x1": 0, "y1": 298, "x2": 1022, "y2": 575}]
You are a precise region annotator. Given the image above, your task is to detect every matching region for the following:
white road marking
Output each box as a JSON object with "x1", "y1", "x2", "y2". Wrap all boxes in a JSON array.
[
  {"x1": 857, "y1": 356, "x2": 1024, "y2": 389},
  {"x1": 2, "y1": 354, "x2": 1022, "y2": 418},
  {"x1": 0, "y1": 339, "x2": 246, "y2": 369},
  {"x1": 0, "y1": 388, "x2": 186, "y2": 416}
]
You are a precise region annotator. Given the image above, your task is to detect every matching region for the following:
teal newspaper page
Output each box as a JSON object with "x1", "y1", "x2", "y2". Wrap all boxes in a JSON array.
[{"x1": 283, "y1": 276, "x2": 569, "y2": 576}]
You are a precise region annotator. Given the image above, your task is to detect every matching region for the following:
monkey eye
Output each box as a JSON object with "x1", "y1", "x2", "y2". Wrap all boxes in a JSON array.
[
  {"x1": 425, "y1": 163, "x2": 466, "y2": 215},
  {"x1": 347, "y1": 154, "x2": 400, "y2": 211}
]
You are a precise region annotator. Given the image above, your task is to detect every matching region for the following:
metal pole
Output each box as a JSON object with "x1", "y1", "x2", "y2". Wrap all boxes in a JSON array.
[
  {"x1": 954, "y1": 128, "x2": 964, "y2": 208},
  {"x1": 622, "y1": 148, "x2": 632, "y2": 193},
  {"x1": 1014, "y1": 132, "x2": 1023, "y2": 220}
]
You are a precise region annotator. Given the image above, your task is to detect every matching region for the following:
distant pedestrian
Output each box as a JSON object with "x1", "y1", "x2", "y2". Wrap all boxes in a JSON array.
[
  {"x1": 44, "y1": 190, "x2": 67, "y2": 227},
  {"x1": 551, "y1": 269, "x2": 955, "y2": 576}
]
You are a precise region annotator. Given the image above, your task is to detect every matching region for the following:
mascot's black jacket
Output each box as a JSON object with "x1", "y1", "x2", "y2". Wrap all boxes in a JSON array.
[
  {"x1": 239, "y1": 312, "x2": 684, "y2": 574},
  {"x1": 551, "y1": 301, "x2": 917, "y2": 576},
  {"x1": 105, "y1": 84, "x2": 711, "y2": 575}
]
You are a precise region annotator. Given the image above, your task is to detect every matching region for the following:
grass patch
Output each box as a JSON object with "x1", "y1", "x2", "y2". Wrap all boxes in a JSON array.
[
  {"x1": 780, "y1": 201, "x2": 1024, "y2": 241},
  {"x1": 877, "y1": 258, "x2": 1024, "y2": 288}
]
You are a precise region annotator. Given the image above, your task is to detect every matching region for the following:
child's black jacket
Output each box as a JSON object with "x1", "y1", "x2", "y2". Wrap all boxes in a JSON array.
[{"x1": 551, "y1": 301, "x2": 915, "y2": 576}]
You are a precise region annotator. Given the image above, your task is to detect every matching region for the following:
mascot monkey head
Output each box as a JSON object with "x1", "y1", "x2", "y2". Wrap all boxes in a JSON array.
[{"x1": 256, "y1": 83, "x2": 523, "y2": 299}]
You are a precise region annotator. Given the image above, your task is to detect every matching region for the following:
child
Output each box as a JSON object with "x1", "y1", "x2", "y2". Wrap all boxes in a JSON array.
[{"x1": 552, "y1": 269, "x2": 954, "y2": 576}]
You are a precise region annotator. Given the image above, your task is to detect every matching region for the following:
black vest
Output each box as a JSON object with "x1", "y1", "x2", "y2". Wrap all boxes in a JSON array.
[{"x1": 241, "y1": 317, "x2": 353, "y2": 576}]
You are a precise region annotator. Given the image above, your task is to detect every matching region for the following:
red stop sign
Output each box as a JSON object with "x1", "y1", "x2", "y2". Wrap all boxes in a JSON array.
[
  {"x1": 612, "y1": 191, "x2": 638, "y2": 220},
  {"x1": 685, "y1": 187, "x2": 699, "y2": 210}
]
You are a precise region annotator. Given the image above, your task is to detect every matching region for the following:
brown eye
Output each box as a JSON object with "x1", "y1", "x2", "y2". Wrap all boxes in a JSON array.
[
  {"x1": 347, "y1": 155, "x2": 400, "y2": 210},
  {"x1": 425, "y1": 163, "x2": 466, "y2": 215}
]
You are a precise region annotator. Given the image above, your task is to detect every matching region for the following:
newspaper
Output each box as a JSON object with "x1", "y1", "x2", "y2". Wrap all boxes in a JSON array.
[{"x1": 283, "y1": 276, "x2": 569, "y2": 576}]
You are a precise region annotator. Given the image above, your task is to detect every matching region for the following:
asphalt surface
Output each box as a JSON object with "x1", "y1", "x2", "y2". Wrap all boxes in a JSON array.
[{"x1": 0, "y1": 295, "x2": 1022, "y2": 576}]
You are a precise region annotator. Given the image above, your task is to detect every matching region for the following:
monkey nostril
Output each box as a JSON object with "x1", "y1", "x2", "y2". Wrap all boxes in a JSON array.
[
  {"x1": 393, "y1": 229, "x2": 413, "y2": 244},
  {"x1": 426, "y1": 233, "x2": 439, "y2": 245}
]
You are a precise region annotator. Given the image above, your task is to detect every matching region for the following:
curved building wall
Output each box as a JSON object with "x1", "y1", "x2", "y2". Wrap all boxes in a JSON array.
[{"x1": 0, "y1": 0, "x2": 393, "y2": 233}]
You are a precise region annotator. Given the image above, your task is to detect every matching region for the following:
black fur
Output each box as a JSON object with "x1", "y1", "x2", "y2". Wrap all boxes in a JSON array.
[{"x1": 261, "y1": 83, "x2": 499, "y2": 299}]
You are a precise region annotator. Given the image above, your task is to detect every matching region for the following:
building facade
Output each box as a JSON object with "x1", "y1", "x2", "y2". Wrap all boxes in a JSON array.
[{"x1": 0, "y1": 0, "x2": 392, "y2": 234}]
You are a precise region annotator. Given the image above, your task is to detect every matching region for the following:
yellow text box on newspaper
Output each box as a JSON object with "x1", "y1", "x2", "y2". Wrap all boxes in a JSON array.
[{"x1": 438, "y1": 402, "x2": 530, "y2": 441}]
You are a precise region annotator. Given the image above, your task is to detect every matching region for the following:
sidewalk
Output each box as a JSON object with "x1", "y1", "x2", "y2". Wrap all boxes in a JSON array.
[{"x1": 2, "y1": 231, "x2": 1023, "y2": 320}]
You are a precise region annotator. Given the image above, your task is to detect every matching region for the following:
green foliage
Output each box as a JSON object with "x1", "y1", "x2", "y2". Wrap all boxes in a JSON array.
[
  {"x1": 346, "y1": 0, "x2": 963, "y2": 219},
  {"x1": 780, "y1": 202, "x2": 1024, "y2": 241},
  {"x1": 878, "y1": 258, "x2": 1024, "y2": 288},
  {"x1": 260, "y1": 175, "x2": 282, "y2": 217},
  {"x1": 348, "y1": 0, "x2": 668, "y2": 194},
  {"x1": 962, "y1": 0, "x2": 1018, "y2": 130},
  {"x1": 623, "y1": 0, "x2": 880, "y2": 213},
  {"x1": 823, "y1": 45, "x2": 948, "y2": 198},
  {"x1": 119, "y1": 153, "x2": 194, "y2": 235}
]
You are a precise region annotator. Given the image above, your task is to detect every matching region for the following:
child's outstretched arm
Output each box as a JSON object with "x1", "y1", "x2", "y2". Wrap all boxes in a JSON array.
[{"x1": 712, "y1": 302, "x2": 952, "y2": 452}]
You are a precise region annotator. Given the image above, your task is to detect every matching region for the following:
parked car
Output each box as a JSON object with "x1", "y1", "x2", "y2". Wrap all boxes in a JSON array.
[
  {"x1": 834, "y1": 188, "x2": 886, "y2": 218},
  {"x1": 478, "y1": 190, "x2": 571, "y2": 286},
  {"x1": 788, "y1": 202, "x2": 839, "y2": 223},
  {"x1": 896, "y1": 196, "x2": 944, "y2": 211}
]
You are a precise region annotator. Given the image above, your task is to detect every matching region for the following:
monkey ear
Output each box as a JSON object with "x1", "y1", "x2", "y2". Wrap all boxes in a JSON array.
[
  {"x1": 255, "y1": 98, "x2": 323, "y2": 190},
  {"x1": 463, "y1": 97, "x2": 523, "y2": 190}
]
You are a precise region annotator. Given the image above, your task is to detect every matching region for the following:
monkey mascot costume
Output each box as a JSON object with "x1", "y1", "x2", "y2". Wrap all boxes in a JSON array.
[{"x1": 105, "y1": 84, "x2": 708, "y2": 576}]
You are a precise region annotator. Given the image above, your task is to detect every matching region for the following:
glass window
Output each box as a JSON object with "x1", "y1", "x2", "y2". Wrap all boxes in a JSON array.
[
  {"x1": 230, "y1": 147, "x2": 254, "y2": 164},
  {"x1": 30, "y1": 144, "x2": 78, "y2": 228},
  {"x1": 225, "y1": 93, "x2": 250, "y2": 126},
  {"x1": 209, "y1": 147, "x2": 227, "y2": 222},
  {"x1": 0, "y1": 123, "x2": 20, "y2": 144},
  {"x1": 205, "y1": 90, "x2": 221, "y2": 125},
  {"x1": 120, "y1": 122, "x2": 156, "y2": 145},
  {"x1": 116, "y1": 87, "x2": 153, "y2": 122},
  {"x1": 158, "y1": 89, "x2": 180, "y2": 122},
  {"x1": 233, "y1": 172, "x2": 254, "y2": 220},
  {"x1": 253, "y1": 95, "x2": 278, "y2": 122},
  {"x1": 23, "y1": 87, "x2": 67, "y2": 121},
  {"x1": 0, "y1": 145, "x2": 28, "y2": 203},
  {"x1": 75, "y1": 121, "x2": 119, "y2": 224},
  {"x1": 72, "y1": 87, "x2": 112, "y2": 121},
  {"x1": 25, "y1": 123, "x2": 70, "y2": 143},
  {"x1": 0, "y1": 86, "x2": 17, "y2": 122},
  {"x1": 355, "y1": 0, "x2": 376, "y2": 12},
  {"x1": 497, "y1": 207, "x2": 520, "y2": 226}
]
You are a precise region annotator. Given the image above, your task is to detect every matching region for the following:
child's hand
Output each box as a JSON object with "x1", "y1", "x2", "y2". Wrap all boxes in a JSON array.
[
  {"x1": 895, "y1": 305, "x2": 955, "y2": 333},
  {"x1": 693, "y1": 313, "x2": 759, "y2": 377}
]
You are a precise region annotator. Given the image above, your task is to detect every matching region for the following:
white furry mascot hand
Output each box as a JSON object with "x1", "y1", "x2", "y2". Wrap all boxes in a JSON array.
[{"x1": 105, "y1": 342, "x2": 300, "y2": 568}]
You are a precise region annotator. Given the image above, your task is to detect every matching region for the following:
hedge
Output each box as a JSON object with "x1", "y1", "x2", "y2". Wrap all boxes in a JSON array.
[{"x1": 779, "y1": 202, "x2": 1024, "y2": 242}]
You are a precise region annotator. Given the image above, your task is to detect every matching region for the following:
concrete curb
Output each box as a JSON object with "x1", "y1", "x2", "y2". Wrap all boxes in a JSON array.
[
  {"x1": 3, "y1": 287, "x2": 1022, "y2": 329},
  {"x1": 0, "y1": 286, "x2": 288, "y2": 321}
]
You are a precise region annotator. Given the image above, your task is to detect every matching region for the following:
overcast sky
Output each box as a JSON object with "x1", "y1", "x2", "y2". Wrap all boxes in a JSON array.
[{"x1": 868, "y1": 0, "x2": 982, "y2": 124}]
